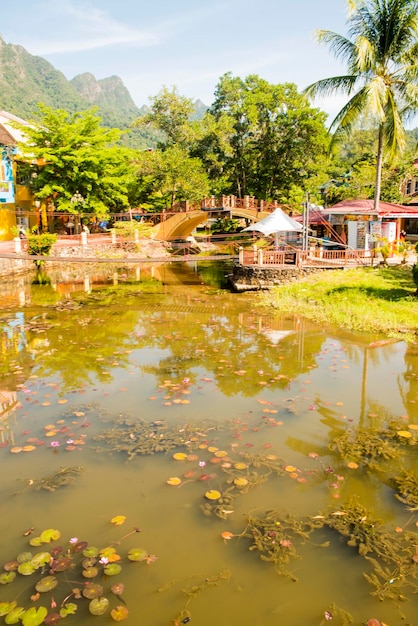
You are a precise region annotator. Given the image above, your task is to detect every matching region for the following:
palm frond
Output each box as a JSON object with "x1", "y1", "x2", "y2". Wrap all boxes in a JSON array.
[
  {"x1": 315, "y1": 30, "x2": 357, "y2": 64},
  {"x1": 328, "y1": 88, "x2": 370, "y2": 147},
  {"x1": 304, "y1": 75, "x2": 358, "y2": 99},
  {"x1": 384, "y1": 91, "x2": 406, "y2": 161}
]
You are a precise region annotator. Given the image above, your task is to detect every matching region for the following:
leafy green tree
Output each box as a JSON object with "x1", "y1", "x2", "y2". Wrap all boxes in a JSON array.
[
  {"x1": 305, "y1": 0, "x2": 418, "y2": 210},
  {"x1": 197, "y1": 73, "x2": 329, "y2": 204},
  {"x1": 17, "y1": 105, "x2": 135, "y2": 216},
  {"x1": 133, "y1": 86, "x2": 197, "y2": 149},
  {"x1": 133, "y1": 146, "x2": 210, "y2": 209}
]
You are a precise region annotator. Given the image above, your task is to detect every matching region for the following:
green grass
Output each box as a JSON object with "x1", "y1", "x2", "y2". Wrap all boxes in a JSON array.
[{"x1": 263, "y1": 266, "x2": 418, "y2": 341}]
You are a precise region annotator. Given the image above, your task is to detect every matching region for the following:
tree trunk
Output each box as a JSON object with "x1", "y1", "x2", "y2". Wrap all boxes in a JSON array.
[{"x1": 373, "y1": 124, "x2": 384, "y2": 211}]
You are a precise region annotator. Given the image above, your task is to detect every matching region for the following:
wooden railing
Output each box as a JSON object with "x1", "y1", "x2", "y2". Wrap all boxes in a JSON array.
[{"x1": 239, "y1": 246, "x2": 376, "y2": 268}]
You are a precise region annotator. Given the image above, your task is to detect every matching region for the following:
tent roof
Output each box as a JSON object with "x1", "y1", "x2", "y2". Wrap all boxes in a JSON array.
[
  {"x1": 243, "y1": 207, "x2": 303, "y2": 235},
  {"x1": 327, "y1": 199, "x2": 418, "y2": 218}
]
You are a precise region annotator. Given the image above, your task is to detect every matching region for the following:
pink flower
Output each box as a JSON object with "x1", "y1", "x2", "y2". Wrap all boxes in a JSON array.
[
  {"x1": 50, "y1": 441, "x2": 60, "y2": 447},
  {"x1": 199, "y1": 461, "x2": 206, "y2": 468},
  {"x1": 99, "y1": 556, "x2": 109, "y2": 565},
  {"x1": 69, "y1": 537, "x2": 78, "y2": 544}
]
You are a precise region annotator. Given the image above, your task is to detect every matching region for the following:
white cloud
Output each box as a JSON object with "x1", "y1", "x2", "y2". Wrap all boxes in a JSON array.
[{"x1": 19, "y1": 0, "x2": 161, "y2": 55}]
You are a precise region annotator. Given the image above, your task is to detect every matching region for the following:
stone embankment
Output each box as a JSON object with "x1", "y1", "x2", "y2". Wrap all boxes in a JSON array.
[{"x1": 229, "y1": 264, "x2": 325, "y2": 291}]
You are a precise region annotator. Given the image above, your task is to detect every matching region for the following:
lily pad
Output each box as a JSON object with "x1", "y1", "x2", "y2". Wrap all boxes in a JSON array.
[
  {"x1": 72, "y1": 541, "x2": 88, "y2": 552},
  {"x1": 17, "y1": 562, "x2": 36, "y2": 576},
  {"x1": 30, "y1": 552, "x2": 51, "y2": 569},
  {"x1": 28, "y1": 538, "x2": 42, "y2": 547},
  {"x1": 111, "y1": 583, "x2": 125, "y2": 596},
  {"x1": 35, "y1": 576, "x2": 58, "y2": 593},
  {"x1": 172, "y1": 452, "x2": 188, "y2": 461},
  {"x1": 110, "y1": 516, "x2": 126, "y2": 526},
  {"x1": 0, "y1": 572, "x2": 16, "y2": 584},
  {"x1": 3, "y1": 561, "x2": 18, "y2": 572},
  {"x1": 43, "y1": 613, "x2": 62, "y2": 625},
  {"x1": 89, "y1": 597, "x2": 110, "y2": 616},
  {"x1": 234, "y1": 477, "x2": 249, "y2": 487},
  {"x1": 50, "y1": 556, "x2": 72, "y2": 572},
  {"x1": 17, "y1": 552, "x2": 33, "y2": 564},
  {"x1": 82, "y1": 583, "x2": 104, "y2": 599},
  {"x1": 205, "y1": 489, "x2": 222, "y2": 501},
  {"x1": 82, "y1": 546, "x2": 99, "y2": 558},
  {"x1": 127, "y1": 548, "x2": 148, "y2": 562},
  {"x1": 104, "y1": 563, "x2": 122, "y2": 576},
  {"x1": 21, "y1": 607, "x2": 48, "y2": 626},
  {"x1": 40, "y1": 529, "x2": 61, "y2": 543},
  {"x1": 0, "y1": 602, "x2": 17, "y2": 617},
  {"x1": 4, "y1": 607, "x2": 25, "y2": 624},
  {"x1": 111, "y1": 605, "x2": 129, "y2": 621},
  {"x1": 166, "y1": 477, "x2": 182, "y2": 486},
  {"x1": 59, "y1": 603, "x2": 77, "y2": 618},
  {"x1": 82, "y1": 567, "x2": 99, "y2": 579}
]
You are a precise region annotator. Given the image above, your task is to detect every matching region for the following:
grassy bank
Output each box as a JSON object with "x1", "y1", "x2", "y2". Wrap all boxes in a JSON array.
[{"x1": 262, "y1": 266, "x2": 418, "y2": 341}]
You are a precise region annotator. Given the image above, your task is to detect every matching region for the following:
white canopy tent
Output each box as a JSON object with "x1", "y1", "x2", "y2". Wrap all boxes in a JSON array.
[{"x1": 242, "y1": 207, "x2": 303, "y2": 248}]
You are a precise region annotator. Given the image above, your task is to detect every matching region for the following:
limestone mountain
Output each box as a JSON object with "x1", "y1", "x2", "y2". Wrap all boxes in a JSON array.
[{"x1": 0, "y1": 34, "x2": 208, "y2": 148}]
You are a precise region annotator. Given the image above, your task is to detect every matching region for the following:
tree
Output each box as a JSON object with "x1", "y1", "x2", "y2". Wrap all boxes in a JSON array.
[
  {"x1": 17, "y1": 105, "x2": 135, "y2": 217},
  {"x1": 133, "y1": 86, "x2": 197, "y2": 150},
  {"x1": 197, "y1": 73, "x2": 329, "y2": 204},
  {"x1": 133, "y1": 146, "x2": 210, "y2": 210},
  {"x1": 304, "y1": 0, "x2": 418, "y2": 209}
]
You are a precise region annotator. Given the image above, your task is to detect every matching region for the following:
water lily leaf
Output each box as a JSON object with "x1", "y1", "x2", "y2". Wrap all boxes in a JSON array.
[
  {"x1": 59, "y1": 603, "x2": 77, "y2": 618},
  {"x1": 166, "y1": 477, "x2": 182, "y2": 486},
  {"x1": 72, "y1": 541, "x2": 88, "y2": 553},
  {"x1": 40, "y1": 529, "x2": 61, "y2": 543},
  {"x1": 51, "y1": 556, "x2": 73, "y2": 572},
  {"x1": 111, "y1": 583, "x2": 125, "y2": 596},
  {"x1": 3, "y1": 561, "x2": 18, "y2": 572},
  {"x1": 172, "y1": 452, "x2": 187, "y2": 461},
  {"x1": 49, "y1": 546, "x2": 63, "y2": 558},
  {"x1": 111, "y1": 606, "x2": 129, "y2": 621},
  {"x1": 82, "y1": 546, "x2": 99, "y2": 558},
  {"x1": 5, "y1": 607, "x2": 25, "y2": 624},
  {"x1": 30, "y1": 552, "x2": 51, "y2": 569},
  {"x1": 99, "y1": 547, "x2": 117, "y2": 559},
  {"x1": 110, "y1": 516, "x2": 126, "y2": 526},
  {"x1": 234, "y1": 477, "x2": 249, "y2": 487},
  {"x1": 22, "y1": 606, "x2": 48, "y2": 626},
  {"x1": 234, "y1": 462, "x2": 248, "y2": 470},
  {"x1": 82, "y1": 567, "x2": 99, "y2": 579},
  {"x1": 82, "y1": 583, "x2": 104, "y2": 599},
  {"x1": 104, "y1": 563, "x2": 122, "y2": 576},
  {"x1": 205, "y1": 490, "x2": 221, "y2": 501},
  {"x1": 17, "y1": 562, "x2": 36, "y2": 576},
  {"x1": 82, "y1": 557, "x2": 97, "y2": 569},
  {"x1": 29, "y1": 538, "x2": 42, "y2": 547},
  {"x1": 43, "y1": 613, "x2": 62, "y2": 625},
  {"x1": 89, "y1": 597, "x2": 110, "y2": 616},
  {"x1": 35, "y1": 576, "x2": 58, "y2": 593},
  {"x1": 0, "y1": 602, "x2": 16, "y2": 617},
  {"x1": 17, "y1": 552, "x2": 33, "y2": 563},
  {"x1": 0, "y1": 572, "x2": 16, "y2": 584},
  {"x1": 127, "y1": 548, "x2": 148, "y2": 562},
  {"x1": 397, "y1": 430, "x2": 412, "y2": 439}
]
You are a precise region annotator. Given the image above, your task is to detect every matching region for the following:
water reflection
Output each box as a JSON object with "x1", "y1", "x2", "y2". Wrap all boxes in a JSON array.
[{"x1": 0, "y1": 263, "x2": 417, "y2": 626}]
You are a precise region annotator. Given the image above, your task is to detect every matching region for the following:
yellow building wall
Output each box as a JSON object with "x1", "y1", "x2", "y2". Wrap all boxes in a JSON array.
[{"x1": 0, "y1": 207, "x2": 17, "y2": 241}]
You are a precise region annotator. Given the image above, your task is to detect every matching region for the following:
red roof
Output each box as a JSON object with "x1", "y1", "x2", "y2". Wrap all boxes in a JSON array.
[{"x1": 327, "y1": 199, "x2": 418, "y2": 218}]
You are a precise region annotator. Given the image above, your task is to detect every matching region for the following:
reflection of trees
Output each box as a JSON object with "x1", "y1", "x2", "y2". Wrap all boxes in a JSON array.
[
  {"x1": 399, "y1": 344, "x2": 418, "y2": 422},
  {"x1": 139, "y1": 309, "x2": 326, "y2": 396}
]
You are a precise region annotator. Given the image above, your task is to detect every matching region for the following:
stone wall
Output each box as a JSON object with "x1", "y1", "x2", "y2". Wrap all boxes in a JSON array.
[
  {"x1": 229, "y1": 263, "x2": 326, "y2": 291},
  {"x1": 0, "y1": 257, "x2": 33, "y2": 279}
]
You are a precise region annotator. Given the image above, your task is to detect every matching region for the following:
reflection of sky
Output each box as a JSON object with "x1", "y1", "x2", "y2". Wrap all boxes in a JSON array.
[{"x1": 5, "y1": 313, "x2": 27, "y2": 352}]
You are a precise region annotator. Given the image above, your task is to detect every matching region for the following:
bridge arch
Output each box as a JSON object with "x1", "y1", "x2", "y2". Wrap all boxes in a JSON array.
[{"x1": 151, "y1": 208, "x2": 270, "y2": 241}]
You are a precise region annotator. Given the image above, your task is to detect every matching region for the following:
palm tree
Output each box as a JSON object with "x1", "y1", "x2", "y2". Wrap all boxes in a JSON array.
[{"x1": 305, "y1": 0, "x2": 418, "y2": 209}]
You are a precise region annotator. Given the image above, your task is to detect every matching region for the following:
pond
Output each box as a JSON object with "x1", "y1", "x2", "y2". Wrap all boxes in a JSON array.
[{"x1": 0, "y1": 261, "x2": 417, "y2": 626}]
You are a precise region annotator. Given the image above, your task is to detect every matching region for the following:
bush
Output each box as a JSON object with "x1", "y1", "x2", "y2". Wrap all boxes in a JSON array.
[{"x1": 26, "y1": 233, "x2": 57, "y2": 266}]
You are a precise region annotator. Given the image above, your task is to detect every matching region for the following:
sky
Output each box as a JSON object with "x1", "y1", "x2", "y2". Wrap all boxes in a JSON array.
[{"x1": 1, "y1": 0, "x2": 415, "y2": 129}]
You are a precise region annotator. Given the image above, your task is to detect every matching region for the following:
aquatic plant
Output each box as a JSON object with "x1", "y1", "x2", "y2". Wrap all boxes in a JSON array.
[
  {"x1": 0, "y1": 525, "x2": 155, "y2": 624},
  {"x1": 13, "y1": 467, "x2": 84, "y2": 495}
]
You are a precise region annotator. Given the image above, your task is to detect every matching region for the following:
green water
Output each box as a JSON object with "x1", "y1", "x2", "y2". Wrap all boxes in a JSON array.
[{"x1": 0, "y1": 261, "x2": 417, "y2": 626}]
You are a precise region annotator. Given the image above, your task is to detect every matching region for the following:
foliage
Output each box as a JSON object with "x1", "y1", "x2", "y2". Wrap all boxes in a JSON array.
[
  {"x1": 15, "y1": 105, "x2": 135, "y2": 216},
  {"x1": 264, "y1": 266, "x2": 418, "y2": 340},
  {"x1": 412, "y1": 263, "x2": 418, "y2": 294},
  {"x1": 305, "y1": 0, "x2": 418, "y2": 208},
  {"x1": 26, "y1": 233, "x2": 57, "y2": 266},
  {"x1": 132, "y1": 145, "x2": 210, "y2": 209},
  {"x1": 111, "y1": 220, "x2": 153, "y2": 240},
  {"x1": 210, "y1": 218, "x2": 241, "y2": 234},
  {"x1": 0, "y1": 526, "x2": 153, "y2": 623},
  {"x1": 197, "y1": 73, "x2": 329, "y2": 204},
  {"x1": 132, "y1": 86, "x2": 197, "y2": 150}
]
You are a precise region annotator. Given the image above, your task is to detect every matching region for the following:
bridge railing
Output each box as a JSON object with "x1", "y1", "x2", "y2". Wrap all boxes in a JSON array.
[
  {"x1": 201, "y1": 196, "x2": 284, "y2": 212},
  {"x1": 239, "y1": 245, "x2": 376, "y2": 268}
]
